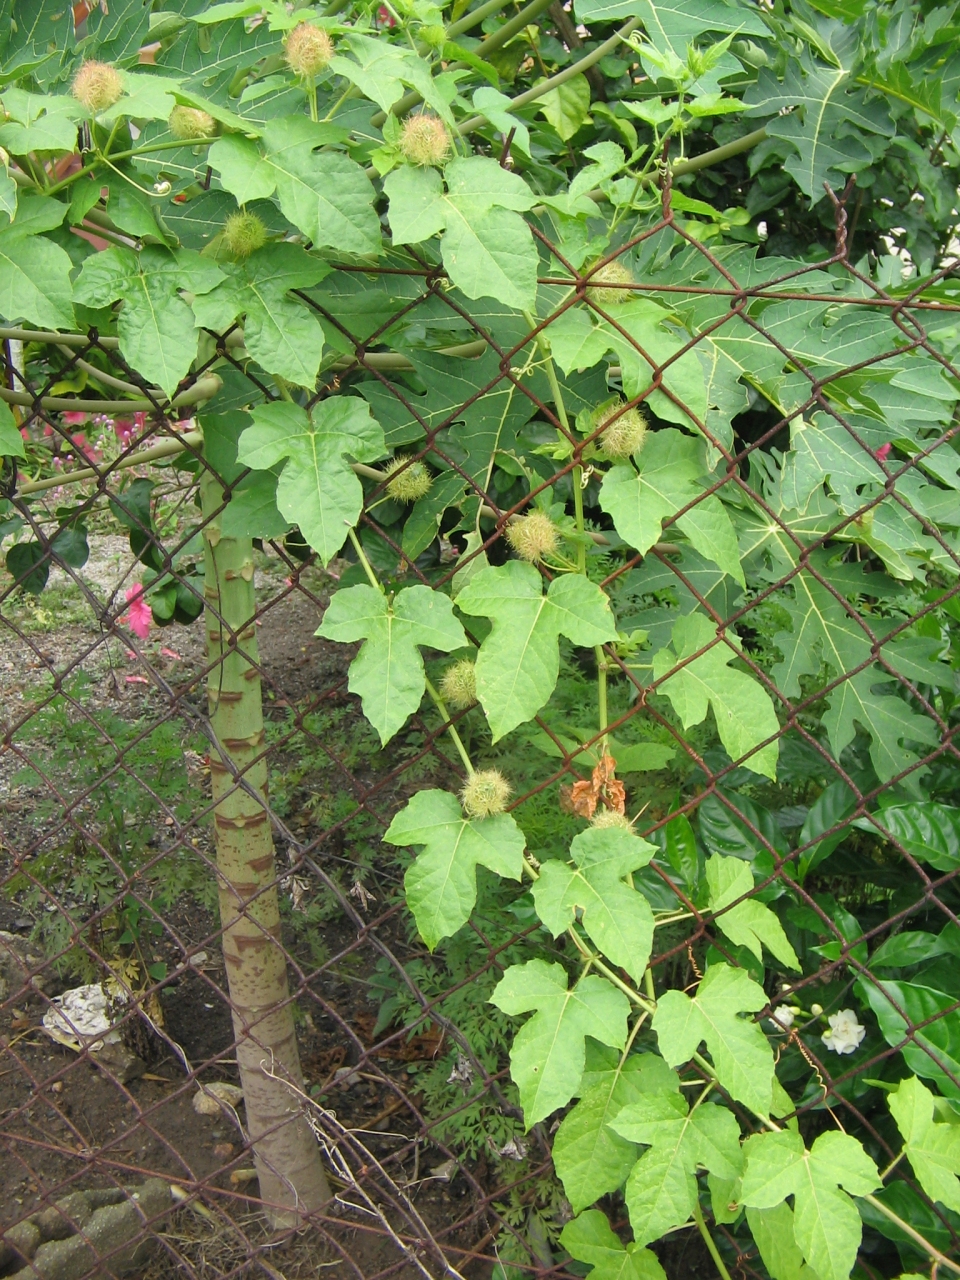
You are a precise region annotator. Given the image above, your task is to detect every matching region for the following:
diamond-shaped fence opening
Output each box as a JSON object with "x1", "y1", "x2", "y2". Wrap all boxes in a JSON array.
[{"x1": 2, "y1": 184, "x2": 960, "y2": 1280}]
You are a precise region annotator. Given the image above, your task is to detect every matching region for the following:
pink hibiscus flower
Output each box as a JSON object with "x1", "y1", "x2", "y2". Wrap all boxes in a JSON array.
[{"x1": 121, "y1": 584, "x2": 152, "y2": 639}]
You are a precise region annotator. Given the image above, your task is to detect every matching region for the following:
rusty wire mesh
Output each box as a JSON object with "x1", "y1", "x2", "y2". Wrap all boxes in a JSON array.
[{"x1": 2, "y1": 183, "x2": 960, "y2": 1280}]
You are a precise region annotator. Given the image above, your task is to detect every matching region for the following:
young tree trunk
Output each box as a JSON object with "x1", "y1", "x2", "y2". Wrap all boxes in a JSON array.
[{"x1": 199, "y1": 466, "x2": 332, "y2": 1225}]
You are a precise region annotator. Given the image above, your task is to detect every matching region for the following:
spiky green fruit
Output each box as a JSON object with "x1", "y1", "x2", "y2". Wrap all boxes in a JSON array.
[{"x1": 461, "y1": 769, "x2": 511, "y2": 819}]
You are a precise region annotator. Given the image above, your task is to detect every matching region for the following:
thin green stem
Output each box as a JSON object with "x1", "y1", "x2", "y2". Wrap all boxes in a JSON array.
[
  {"x1": 619, "y1": 1010, "x2": 648, "y2": 1065},
  {"x1": 322, "y1": 83, "x2": 355, "y2": 122},
  {"x1": 46, "y1": 138, "x2": 217, "y2": 197},
  {"x1": 862, "y1": 1194, "x2": 960, "y2": 1276},
  {"x1": 653, "y1": 911, "x2": 693, "y2": 928},
  {"x1": 347, "y1": 526, "x2": 382, "y2": 592},
  {"x1": 566, "y1": 928, "x2": 653, "y2": 1011},
  {"x1": 273, "y1": 376, "x2": 294, "y2": 403},
  {"x1": 456, "y1": 16, "x2": 642, "y2": 136},
  {"x1": 524, "y1": 310, "x2": 587, "y2": 572},
  {"x1": 424, "y1": 676, "x2": 475, "y2": 775},
  {"x1": 446, "y1": 0, "x2": 512, "y2": 39},
  {"x1": 18, "y1": 431, "x2": 203, "y2": 497},
  {"x1": 644, "y1": 966, "x2": 656, "y2": 1003},
  {"x1": 595, "y1": 645, "x2": 608, "y2": 746},
  {"x1": 97, "y1": 153, "x2": 165, "y2": 198},
  {"x1": 308, "y1": 77, "x2": 319, "y2": 122},
  {"x1": 692, "y1": 1200, "x2": 734, "y2": 1280}
]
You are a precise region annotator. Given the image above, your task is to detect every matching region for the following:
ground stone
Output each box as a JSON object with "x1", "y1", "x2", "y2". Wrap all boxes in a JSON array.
[
  {"x1": 9, "y1": 1180, "x2": 172, "y2": 1280},
  {"x1": 3, "y1": 1220, "x2": 40, "y2": 1264},
  {"x1": 34, "y1": 1193, "x2": 96, "y2": 1241}
]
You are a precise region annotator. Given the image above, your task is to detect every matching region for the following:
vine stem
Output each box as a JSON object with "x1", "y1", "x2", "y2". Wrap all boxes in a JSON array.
[
  {"x1": 595, "y1": 645, "x2": 608, "y2": 748},
  {"x1": 523, "y1": 310, "x2": 587, "y2": 572},
  {"x1": 619, "y1": 1008, "x2": 649, "y2": 1064},
  {"x1": 692, "y1": 1200, "x2": 734, "y2": 1280},
  {"x1": 456, "y1": 16, "x2": 642, "y2": 136},
  {"x1": 423, "y1": 676, "x2": 475, "y2": 776},
  {"x1": 566, "y1": 927, "x2": 654, "y2": 1012},
  {"x1": 347, "y1": 526, "x2": 382, "y2": 591},
  {"x1": 861, "y1": 1195, "x2": 960, "y2": 1276},
  {"x1": 18, "y1": 430, "x2": 202, "y2": 497}
]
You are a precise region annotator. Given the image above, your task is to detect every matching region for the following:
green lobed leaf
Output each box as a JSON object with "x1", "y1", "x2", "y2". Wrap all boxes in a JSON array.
[
  {"x1": 236, "y1": 398, "x2": 385, "y2": 565},
  {"x1": 560, "y1": 1209, "x2": 668, "y2": 1280},
  {"x1": 457, "y1": 561, "x2": 618, "y2": 741},
  {"x1": 652, "y1": 962, "x2": 775, "y2": 1117},
  {"x1": 744, "y1": 51, "x2": 894, "y2": 199},
  {"x1": 0, "y1": 196, "x2": 74, "y2": 329},
  {"x1": 889, "y1": 1075, "x2": 960, "y2": 1214},
  {"x1": 611, "y1": 1088, "x2": 743, "y2": 1244},
  {"x1": 746, "y1": 1202, "x2": 820, "y2": 1280},
  {"x1": 770, "y1": 567, "x2": 943, "y2": 792},
  {"x1": 598, "y1": 430, "x2": 741, "y2": 582},
  {"x1": 538, "y1": 74, "x2": 592, "y2": 141},
  {"x1": 384, "y1": 156, "x2": 539, "y2": 309},
  {"x1": 490, "y1": 960, "x2": 629, "y2": 1126},
  {"x1": 191, "y1": 243, "x2": 328, "y2": 388},
  {"x1": 532, "y1": 827, "x2": 658, "y2": 983},
  {"x1": 554, "y1": 1053, "x2": 680, "y2": 1214},
  {"x1": 0, "y1": 88, "x2": 82, "y2": 152},
  {"x1": 316, "y1": 584, "x2": 466, "y2": 744},
  {"x1": 74, "y1": 245, "x2": 223, "y2": 395},
  {"x1": 740, "y1": 1130, "x2": 879, "y2": 1280},
  {"x1": 652, "y1": 613, "x2": 780, "y2": 780},
  {"x1": 211, "y1": 119, "x2": 380, "y2": 257},
  {"x1": 706, "y1": 855, "x2": 800, "y2": 970},
  {"x1": 384, "y1": 789, "x2": 525, "y2": 949}
]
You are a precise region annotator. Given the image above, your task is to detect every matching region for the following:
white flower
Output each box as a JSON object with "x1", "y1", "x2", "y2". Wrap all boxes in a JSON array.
[
  {"x1": 769, "y1": 1005, "x2": 795, "y2": 1031},
  {"x1": 821, "y1": 1009, "x2": 866, "y2": 1055}
]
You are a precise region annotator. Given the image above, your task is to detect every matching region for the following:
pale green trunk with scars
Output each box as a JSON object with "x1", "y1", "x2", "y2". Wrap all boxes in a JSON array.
[{"x1": 200, "y1": 465, "x2": 331, "y2": 1224}]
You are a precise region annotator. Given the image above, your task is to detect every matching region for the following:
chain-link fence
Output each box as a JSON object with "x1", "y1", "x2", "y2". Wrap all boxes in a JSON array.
[{"x1": 2, "y1": 184, "x2": 960, "y2": 1280}]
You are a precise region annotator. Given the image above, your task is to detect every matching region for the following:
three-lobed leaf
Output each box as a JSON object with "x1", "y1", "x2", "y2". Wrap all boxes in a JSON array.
[
  {"x1": 211, "y1": 119, "x2": 380, "y2": 256},
  {"x1": 554, "y1": 1051, "x2": 680, "y2": 1213},
  {"x1": 652, "y1": 613, "x2": 780, "y2": 780},
  {"x1": 74, "y1": 244, "x2": 223, "y2": 395},
  {"x1": 741, "y1": 1130, "x2": 879, "y2": 1280},
  {"x1": 706, "y1": 855, "x2": 799, "y2": 970},
  {"x1": 889, "y1": 1075, "x2": 960, "y2": 1212},
  {"x1": 598, "y1": 430, "x2": 741, "y2": 582},
  {"x1": 560, "y1": 1209, "x2": 667, "y2": 1280},
  {"x1": 383, "y1": 789, "x2": 525, "y2": 949},
  {"x1": 611, "y1": 1087, "x2": 743, "y2": 1244},
  {"x1": 384, "y1": 156, "x2": 539, "y2": 309},
  {"x1": 491, "y1": 959, "x2": 629, "y2": 1126},
  {"x1": 317, "y1": 584, "x2": 466, "y2": 744},
  {"x1": 191, "y1": 243, "x2": 328, "y2": 388},
  {"x1": 457, "y1": 561, "x2": 617, "y2": 740},
  {"x1": 652, "y1": 962, "x2": 775, "y2": 1117},
  {"x1": 235, "y1": 399, "x2": 385, "y2": 565},
  {"x1": 533, "y1": 827, "x2": 658, "y2": 983}
]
